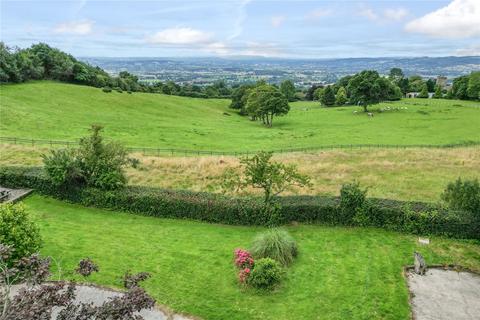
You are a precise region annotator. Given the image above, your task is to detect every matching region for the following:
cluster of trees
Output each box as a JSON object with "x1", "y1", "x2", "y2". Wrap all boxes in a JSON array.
[
  {"x1": 0, "y1": 43, "x2": 143, "y2": 92},
  {"x1": 310, "y1": 70, "x2": 402, "y2": 110},
  {"x1": 450, "y1": 71, "x2": 480, "y2": 100},
  {"x1": 147, "y1": 80, "x2": 232, "y2": 98},
  {"x1": 229, "y1": 80, "x2": 293, "y2": 127}
]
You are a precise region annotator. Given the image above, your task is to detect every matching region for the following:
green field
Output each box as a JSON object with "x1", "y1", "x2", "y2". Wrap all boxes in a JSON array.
[
  {"x1": 1, "y1": 81, "x2": 479, "y2": 151},
  {"x1": 23, "y1": 195, "x2": 480, "y2": 320}
]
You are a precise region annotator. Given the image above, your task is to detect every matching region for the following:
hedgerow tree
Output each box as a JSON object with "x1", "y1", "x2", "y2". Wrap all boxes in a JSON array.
[
  {"x1": 246, "y1": 85, "x2": 290, "y2": 127},
  {"x1": 222, "y1": 151, "x2": 310, "y2": 204},
  {"x1": 347, "y1": 70, "x2": 392, "y2": 112}
]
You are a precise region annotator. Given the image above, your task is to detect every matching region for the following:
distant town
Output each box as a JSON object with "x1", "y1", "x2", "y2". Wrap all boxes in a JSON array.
[{"x1": 83, "y1": 56, "x2": 480, "y2": 88}]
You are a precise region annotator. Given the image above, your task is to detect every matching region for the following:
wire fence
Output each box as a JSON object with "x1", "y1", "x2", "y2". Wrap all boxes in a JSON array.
[{"x1": 1, "y1": 136, "x2": 479, "y2": 157}]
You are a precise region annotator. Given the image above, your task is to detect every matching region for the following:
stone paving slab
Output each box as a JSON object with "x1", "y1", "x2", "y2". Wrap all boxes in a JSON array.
[
  {"x1": 407, "y1": 268, "x2": 480, "y2": 320},
  {"x1": 10, "y1": 284, "x2": 194, "y2": 320},
  {"x1": 0, "y1": 186, "x2": 33, "y2": 203}
]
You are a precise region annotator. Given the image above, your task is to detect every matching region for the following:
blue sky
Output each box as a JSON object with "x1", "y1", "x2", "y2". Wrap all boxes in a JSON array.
[{"x1": 1, "y1": 0, "x2": 479, "y2": 58}]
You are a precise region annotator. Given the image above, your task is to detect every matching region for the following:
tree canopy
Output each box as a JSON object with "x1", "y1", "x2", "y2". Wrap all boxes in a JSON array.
[
  {"x1": 246, "y1": 85, "x2": 290, "y2": 127},
  {"x1": 346, "y1": 70, "x2": 393, "y2": 112}
]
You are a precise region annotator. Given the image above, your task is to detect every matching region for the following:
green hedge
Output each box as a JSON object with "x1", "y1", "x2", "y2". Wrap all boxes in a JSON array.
[{"x1": 1, "y1": 166, "x2": 478, "y2": 239}]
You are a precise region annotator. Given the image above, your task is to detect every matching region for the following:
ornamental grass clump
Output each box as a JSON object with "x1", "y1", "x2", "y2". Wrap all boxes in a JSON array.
[{"x1": 250, "y1": 228, "x2": 298, "y2": 266}]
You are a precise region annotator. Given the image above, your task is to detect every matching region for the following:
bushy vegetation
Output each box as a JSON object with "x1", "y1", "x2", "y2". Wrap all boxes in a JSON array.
[
  {"x1": 247, "y1": 258, "x2": 282, "y2": 290},
  {"x1": 441, "y1": 178, "x2": 480, "y2": 216},
  {"x1": 42, "y1": 125, "x2": 131, "y2": 190},
  {"x1": 1, "y1": 166, "x2": 478, "y2": 239},
  {"x1": 250, "y1": 229, "x2": 298, "y2": 266},
  {"x1": 0, "y1": 203, "x2": 42, "y2": 265}
]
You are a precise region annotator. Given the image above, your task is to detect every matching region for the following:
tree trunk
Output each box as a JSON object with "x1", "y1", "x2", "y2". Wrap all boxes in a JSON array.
[{"x1": 363, "y1": 105, "x2": 368, "y2": 112}]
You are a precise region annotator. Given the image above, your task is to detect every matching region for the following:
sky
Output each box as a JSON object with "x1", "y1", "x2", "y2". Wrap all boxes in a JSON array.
[{"x1": 1, "y1": 0, "x2": 479, "y2": 58}]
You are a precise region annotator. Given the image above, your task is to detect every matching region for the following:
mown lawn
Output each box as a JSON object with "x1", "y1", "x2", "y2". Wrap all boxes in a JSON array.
[
  {"x1": 24, "y1": 195, "x2": 480, "y2": 320},
  {"x1": 1, "y1": 81, "x2": 479, "y2": 151}
]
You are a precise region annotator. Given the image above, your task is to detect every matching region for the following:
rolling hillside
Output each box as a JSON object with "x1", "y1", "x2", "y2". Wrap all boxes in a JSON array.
[{"x1": 1, "y1": 81, "x2": 480, "y2": 151}]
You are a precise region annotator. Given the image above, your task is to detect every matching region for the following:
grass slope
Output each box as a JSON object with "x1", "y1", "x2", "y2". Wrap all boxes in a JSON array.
[
  {"x1": 25, "y1": 195, "x2": 480, "y2": 320},
  {"x1": 1, "y1": 81, "x2": 480, "y2": 151}
]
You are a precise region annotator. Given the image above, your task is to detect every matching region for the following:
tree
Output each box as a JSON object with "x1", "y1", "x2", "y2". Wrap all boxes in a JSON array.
[
  {"x1": 246, "y1": 85, "x2": 290, "y2": 127},
  {"x1": 452, "y1": 75, "x2": 469, "y2": 100},
  {"x1": 433, "y1": 85, "x2": 443, "y2": 99},
  {"x1": 335, "y1": 86, "x2": 348, "y2": 105},
  {"x1": 305, "y1": 84, "x2": 322, "y2": 101},
  {"x1": 280, "y1": 80, "x2": 296, "y2": 102},
  {"x1": 221, "y1": 152, "x2": 310, "y2": 204},
  {"x1": 397, "y1": 78, "x2": 410, "y2": 95},
  {"x1": 313, "y1": 87, "x2": 324, "y2": 101},
  {"x1": 426, "y1": 78, "x2": 436, "y2": 92},
  {"x1": 347, "y1": 70, "x2": 391, "y2": 112},
  {"x1": 388, "y1": 68, "x2": 404, "y2": 83},
  {"x1": 320, "y1": 86, "x2": 335, "y2": 106},
  {"x1": 467, "y1": 71, "x2": 480, "y2": 100},
  {"x1": 230, "y1": 84, "x2": 255, "y2": 114},
  {"x1": 408, "y1": 75, "x2": 424, "y2": 92},
  {"x1": 417, "y1": 83, "x2": 429, "y2": 98}
]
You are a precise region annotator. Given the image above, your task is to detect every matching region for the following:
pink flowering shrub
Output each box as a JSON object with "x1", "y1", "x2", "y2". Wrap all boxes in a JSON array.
[
  {"x1": 233, "y1": 248, "x2": 254, "y2": 284},
  {"x1": 234, "y1": 248, "x2": 254, "y2": 269}
]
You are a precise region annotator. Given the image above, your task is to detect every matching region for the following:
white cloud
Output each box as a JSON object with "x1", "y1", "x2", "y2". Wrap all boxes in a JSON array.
[
  {"x1": 359, "y1": 8, "x2": 379, "y2": 21},
  {"x1": 271, "y1": 15, "x2": 286, "y2": 28},
  {"x1": 53, "y1": 20, "x2": 93, "y2": 35},
  {"x1": 455, "y1": 44, "x2": 480, "y2": 56},
  {"x1": 384, "y1": 8, "x2": 409, "y2": 22},
  {"x1": 228, "y1": 0, "x2": 252, "y2": 40},
  {"x1": 241, "y1": 42, "x2": 283, "y2": 57},
  {"x1": 205, "y1": 42, "x2": 230, "y2": 55},
  {"x1": 405, "y1": 0, "x2": 480, "y2": 38},
  {"x1": 147, "y1": 27, "x2": 212, "y2": 45},
  {"x1": 359, "y1": 7, "x2": 409, "y2": 22},
  {"x1": 305, "y1": 8, "x2": 333, "y2": 20}
]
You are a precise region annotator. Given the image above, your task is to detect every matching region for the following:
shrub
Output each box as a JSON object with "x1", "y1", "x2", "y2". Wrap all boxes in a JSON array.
[
  {"x1": 42, "y1": 125, "x2": 130, "y2": 190},
  {"x1": 0, "y1": 203, "x2": 42, "y2": 264},
  {"x1": 102, "y1": 86, "x2": 112, "y2": 93},
  {"x1": 248, "y1": 258, "x2": 282, "y2": 290},
  {"x1": 42, "y1": 149, "x2": 84, "y2": 187},
  {"x1": 441, "y1": 178, "x2": 480, "y2": 216},
  {"x1": 250, "y1": 229, "x2": 297, "y2": 266},
  {"x1": 339, "y1": 182, "x2": 367, "y2": 224},
  {"x1": 234, "y1": 249, "x2": 254, "y2": 269}
]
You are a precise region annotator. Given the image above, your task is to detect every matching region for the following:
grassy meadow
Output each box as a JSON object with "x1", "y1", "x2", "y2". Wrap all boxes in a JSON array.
[
  {"x1": 2, "y1": 144, "x2": 479, "y2": 202},
  {"x1": 1, "y1": 81, "x2": 480, "y2": 151},
  {"x1": 24, "y1": 195, "x2": 480, "y2": 320}
]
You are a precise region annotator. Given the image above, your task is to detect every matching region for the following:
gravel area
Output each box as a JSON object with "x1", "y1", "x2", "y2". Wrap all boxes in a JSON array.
[
  {"x1": 407, "y1": 268, "x2": 480, "y2": 320},
  {"x1": 9, "y1": 283, "x2": 194, "y2": 320}
]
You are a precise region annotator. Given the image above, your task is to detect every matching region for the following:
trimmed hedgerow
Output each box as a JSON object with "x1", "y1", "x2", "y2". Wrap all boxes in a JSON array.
[{"x1": 0, "y1": 166, "x2": 478, "y2": 239}]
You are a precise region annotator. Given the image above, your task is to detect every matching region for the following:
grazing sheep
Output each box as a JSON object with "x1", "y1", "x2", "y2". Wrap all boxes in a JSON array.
[{"x1": 367, "y1": 112, "x2": 374, "y2": 117}]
